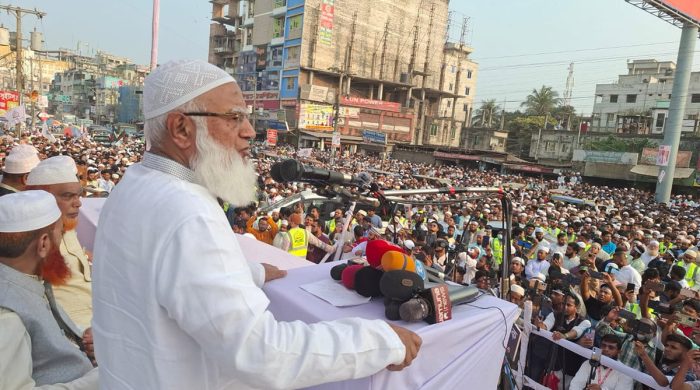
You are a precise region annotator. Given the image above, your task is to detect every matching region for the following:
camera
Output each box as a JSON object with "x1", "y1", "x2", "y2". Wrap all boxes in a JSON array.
[{"x1": 648, "y1": 300, "x2": 674, "y2": 315}]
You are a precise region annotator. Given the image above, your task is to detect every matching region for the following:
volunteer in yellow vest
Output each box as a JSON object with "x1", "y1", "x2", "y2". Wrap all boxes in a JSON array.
[
  {"x1": 325, "y1": 209, "x2": 343, "y2": 235},
  {"x1": 26, "y1": 156, "x2": 94, "y2": 330},
  {"x1": 284, "y1": 213, "x2": 335, "y2": 259},
  {"x1": 677, "y1": 250, "x2": 700, "y2": 290}
]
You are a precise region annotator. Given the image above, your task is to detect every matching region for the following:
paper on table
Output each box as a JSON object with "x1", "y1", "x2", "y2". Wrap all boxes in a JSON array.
[{"x1": 299, "y1": 279, "x2": 372, "y2": 307}]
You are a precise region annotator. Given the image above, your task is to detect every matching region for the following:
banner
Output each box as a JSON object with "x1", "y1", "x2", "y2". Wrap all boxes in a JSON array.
[
  {"x1": 266, "y1": 129, "x2": 278, "y2": 146},
  {"x1": 299, "y1": 102, "x2": 334, "y2": 131},
  {"x1": 0, "y1": 90, "x2": 20, "y2": 115},
  {"x1": 362, "y1": 130, "x2": 387, "y2": 145},
  {"x1": 572, "y1": 150, "x2": 638, "y2": 165},
  {"x1": 659, "y1": 0, "x2": 700, "y2": 24},
  {"x1": 340, "y1": 96, "x2": 401, "y2": 112},
  {"x1": 318, "y1": 0, "x2": 335, "y2": 46},
  {"x1": 297, "y1": 148, "x2": 312, "y2": 158},
  {"x1": 41, "y1": 121, "x2": 57, "y2": 143},
  {"x1": 656, "y1": 145, "x2": 671, "y2": 166},
  {"x1": 641, "y1": 147, "x2": 691, "y2": 167}
]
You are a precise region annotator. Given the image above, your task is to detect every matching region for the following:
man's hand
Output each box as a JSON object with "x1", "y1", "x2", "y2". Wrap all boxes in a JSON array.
[
  {"x1": 82, "y1": 327, "x2": 97, "y2": 365},
  {"x1": 605, "y1": 306, "x2": 620, "y2": 322},
  {"x1": 585, "y1": 384, "x2": 601, "y2": 390},
  {"x1": 262, "y1": 263, "x2": 287, "y2": 282},
  {"x1": 633, "y1": 340, "x2": 647, "y2": 356},
  {"x1": 386, "y1": 324, "x2": 422, "y2": 371}
]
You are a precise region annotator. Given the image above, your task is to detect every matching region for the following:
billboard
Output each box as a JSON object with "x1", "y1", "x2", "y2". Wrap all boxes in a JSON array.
[
  {"x1": 0, "y1": 90, "x2": 20, "y2": 115},
  {"x1": 318, "y1": 0, "x2": 335, "y2": 46},
  {"x1": 640, "y1": 147, "x2": 691, "y2": 167},
  {"x1": 659, "y1": 0, "x2": 700, "y2": 24},
  {"x1": 299, "y1": 102, "x2": 334, "y2": 131}
]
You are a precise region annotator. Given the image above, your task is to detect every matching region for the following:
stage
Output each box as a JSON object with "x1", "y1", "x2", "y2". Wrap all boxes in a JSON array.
[{"x1": 78, "y1": 198, "x2": 519, "y2": 389}]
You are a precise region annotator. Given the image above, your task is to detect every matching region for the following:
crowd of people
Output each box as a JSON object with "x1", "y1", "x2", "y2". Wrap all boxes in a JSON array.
[{"x1": 1, "y1": 59, "x2": 700, "y2": 389}]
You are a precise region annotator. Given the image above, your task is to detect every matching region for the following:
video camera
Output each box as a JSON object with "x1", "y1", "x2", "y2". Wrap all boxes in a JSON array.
[{"x1": 617, "y1": 309, "x2": 656, "y2": 340}]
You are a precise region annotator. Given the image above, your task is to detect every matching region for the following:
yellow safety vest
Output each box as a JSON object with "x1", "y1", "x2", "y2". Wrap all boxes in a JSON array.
[
  {"x1": 660, "y1": 242, "x2": 674, "y2": 255},
  {"x1": 568, "y1": 233, "x2": 577, "y2": 243},
  {"x1": 326, "y1": 219, "x2": 337, "y2": 234},
  {"x1": 492, "y1": 237, "x2": 503, "y2": 265},
  {"x1": 677, "y1": 260, "x2": 697, "y2": 287},
  {"x1": 288, "y1": 227, "x2": 308, "y2": 258}
]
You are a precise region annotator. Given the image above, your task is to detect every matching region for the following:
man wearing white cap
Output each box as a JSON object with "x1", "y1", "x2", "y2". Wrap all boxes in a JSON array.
[
  {"x1": 92, "y1": 59, "x2": 420, "y2": 389},
  {"x1": 0, "y1": 144, "x2": 40, "y2": 197},
  {"x1": 0, "y1": 190, "x2": 97, "y2": 388},
  {"x1": 26, "y1": 155, "x2": 93, "y2": 330},
  {"x1": 525, "y1": 247, "x2": 551, "y2": 280}
]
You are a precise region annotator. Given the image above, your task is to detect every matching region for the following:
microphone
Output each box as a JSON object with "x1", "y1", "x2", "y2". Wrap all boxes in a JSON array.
[
  {"x1": 380, "y1": 251, "x2": 427, "y2": 281},
  {"x1": 330, "y1": 263, "x2": 348, "y2": 281},
  {"x1": 354, "y1": 267, "x2": 384, "y2": 298},
  {"x1": 398, "y1": 284, "x2": 479, "y2": 324},
  {"x1": 271, "y1": 159, "x2": 368, "y2": 187},
  {"x1": 379, "y1": 270, "x2": 425, "y2": 302}
]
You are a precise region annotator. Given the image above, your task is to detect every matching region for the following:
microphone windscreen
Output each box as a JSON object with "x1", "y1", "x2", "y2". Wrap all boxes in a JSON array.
[
  {"x1": 384, "y1": 299, "x2": 402, "y2": 321},
  {"x1": 379, "y1": 270, "x2": 424, "y2": 301},
  {"x1": 270, "y1": 162, "x2": 283, "y2": 182},
  {"x1": 279, "y1": 159, "x2": 303, "y2": 182},
  {"x1": 340, "y1": 264, "x2": 364, "y2": 290},
  {"x1": 399, "y1": 298, "x2": 431, "y2": 322},
  {"x1": 366, "y1": 240, "x2": 404, "y2": 268},
  {"x1": 330, "y1": 263, "x2": 348, "y2": 281},
  {"x1": 381, "y1": 251, "x2": 427, "y2": 280},
  {"x1": 354, "y1": 267, "x2": 384, "y2": 297}
]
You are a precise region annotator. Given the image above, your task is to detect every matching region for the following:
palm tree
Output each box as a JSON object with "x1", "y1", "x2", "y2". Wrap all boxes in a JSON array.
[
  {"x1": 473, "y1": 99, "x2": 500, "y2": 128},
  {"x1": 521, "y1": 86, "x2": 561, "y2": 116}
]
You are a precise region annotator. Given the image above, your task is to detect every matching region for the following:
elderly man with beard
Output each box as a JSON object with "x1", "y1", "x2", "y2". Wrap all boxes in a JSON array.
[
  {"x1": 0, "y1": 190, "x2": 97, "y2": 389},
  {"x1": 91, "y1": 60, "x2": 420, "y2": 390},
  {"x1": 25, "y1": 156, "x2": 93, "y2": 331}
]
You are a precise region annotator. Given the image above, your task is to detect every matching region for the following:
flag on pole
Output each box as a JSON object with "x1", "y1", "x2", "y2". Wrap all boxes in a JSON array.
[
  {"x1": 4, "y1": 105, "x2": 28, "y2": 127},
  {"x1": 41, "y1": 121, "x2": 57, "y2": 143}
]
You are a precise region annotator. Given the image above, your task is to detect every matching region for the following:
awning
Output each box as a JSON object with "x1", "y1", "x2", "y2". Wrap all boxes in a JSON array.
[
  {"x1": 299, "y1": 131, "x2": 363, "y2": 143},
  {"x1": 630, "y1": 165, "x2": 695, "y2": 179},
  {"x1": 502, "y1": 163, "x2": 555, "y2": 174}
]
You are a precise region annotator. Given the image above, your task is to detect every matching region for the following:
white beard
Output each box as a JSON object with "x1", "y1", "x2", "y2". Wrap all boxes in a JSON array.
[{"x1": 190, "y1": 122, "x2": 257, "y2": 206}]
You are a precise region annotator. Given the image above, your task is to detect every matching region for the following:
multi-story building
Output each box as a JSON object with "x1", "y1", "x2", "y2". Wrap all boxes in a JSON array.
[
  {"x1": 208, "y1": 0, "x2": 478, "y2": 152},
  {"x1": 592, "y1": 59, "x2": 700, "y2": 135},
  {"x1": 48, "y1": 52, "x2": 147, "y2": 125}
]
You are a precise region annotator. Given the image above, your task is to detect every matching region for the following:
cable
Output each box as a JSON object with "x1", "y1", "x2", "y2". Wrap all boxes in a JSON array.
[
  {"x1": 466, "y1": 301, "x2": 511, "y2": 349},
  {"x1": 475, "y1": 41, "x2": 677, "y2": 61}
]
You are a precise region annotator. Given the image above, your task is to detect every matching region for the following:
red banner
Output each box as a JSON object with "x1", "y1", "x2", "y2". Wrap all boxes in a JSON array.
[
  {"x1": 266, "y1": 129, "x2": 278, "y2": 146},
  {"x1": 0, "y1": 90, "x2": 20, "y2": 113},
  {"x1": 340, "y1": 96, "x2": 401, "y2": 113},
  {"x1": 660, "y1": 0, "x2": 700, "y2": 24}
]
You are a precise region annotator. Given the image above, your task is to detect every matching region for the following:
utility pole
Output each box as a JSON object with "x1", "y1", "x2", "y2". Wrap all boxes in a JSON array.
[
  {"x1": 378, "y1": 19, "x2": 389, "y2": 80},
  {"x1": 418, "y1": 3, "x2": 435, "y2": 146},
  {"x1": 150, "y1": 0, "x2": 160, "y2": 71},
  {"x1": 330, "y1": 67, "x2": 346, "y2": 166},
  {"x1": 0, "y1": 5, "x2": 46, "y2": 136}
]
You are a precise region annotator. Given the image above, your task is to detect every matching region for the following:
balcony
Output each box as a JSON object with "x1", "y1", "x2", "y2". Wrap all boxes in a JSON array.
[
  {"x1": 243, "y1": 16, "x2": 254, "y2": 26},
  {"x1": 270, "y1": 36, "x2": 285, "y2": 46},
  {"x1": 272, "y1": 5, "x2": 287, "y2": 17},
  {"x1": 214, "y1": 46, "x2": 234, "y2": 55}
]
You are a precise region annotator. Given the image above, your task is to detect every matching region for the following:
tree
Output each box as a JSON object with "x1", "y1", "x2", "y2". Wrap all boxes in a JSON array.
[
  {"x1": 553, "y1": 105, "x2": 577, "y2": 130},
  {"x1": 521, "y1": 86, "x2": 561, "y2": 116},
  {"x1": 505, "y1": 114, "x2": 558, "y2": 158},
  {"x1": 472, "y1": 99, "x2": 500, "y2": 128}
]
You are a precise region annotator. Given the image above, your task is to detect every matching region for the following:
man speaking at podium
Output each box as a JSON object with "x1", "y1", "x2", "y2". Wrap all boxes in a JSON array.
[{"x1": 91, "y1": 60, "x2": 421, "y2": 389}]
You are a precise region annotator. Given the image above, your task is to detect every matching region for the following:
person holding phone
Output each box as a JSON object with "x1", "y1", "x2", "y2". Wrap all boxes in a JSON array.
[{"x1": 581, "y1": 271, "x2": 623, "y2": 322}]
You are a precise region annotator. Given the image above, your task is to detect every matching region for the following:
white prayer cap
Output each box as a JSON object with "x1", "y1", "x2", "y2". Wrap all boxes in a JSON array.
[
  {"x1": 3, "y1": 144, "x2": 40, "y2": 174},
  {"x1": 143, "y1": 59, "x2": 236, "y2": 120},
  {"x1": 0, "y1": 190, "x2": 61, "y2": 233},
  {"x1": 27, "y1": 156, "x2": 79, "y2": 186},
  {"x1": 510, "y1": 284, "x2": 525, "y2": 296}
]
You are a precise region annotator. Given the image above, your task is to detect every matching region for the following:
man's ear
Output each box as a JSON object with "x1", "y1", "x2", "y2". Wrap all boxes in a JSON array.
[
  {"x1": 36, "y1": 233, "x2": 52, "y2": 259},
  {"x1": 165, "y1": 112, "x2": 196, "y2": 150},
  {"x1": 21, "y1": 173, "x2": 29, "y2": 185}
]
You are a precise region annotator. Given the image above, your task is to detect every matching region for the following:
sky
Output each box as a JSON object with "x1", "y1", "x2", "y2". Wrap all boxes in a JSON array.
[{"x1": 7, "y1": 0, "x2": 698, "y2": 116}]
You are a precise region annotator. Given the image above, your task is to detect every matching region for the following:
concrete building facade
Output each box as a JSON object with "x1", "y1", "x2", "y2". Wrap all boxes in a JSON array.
[
  {"x1": 592, "y1": 59, "x2": 700, "y2": 135},
  {"x1": 208, "y1": 0, "x2": 478, "y2": 152}
]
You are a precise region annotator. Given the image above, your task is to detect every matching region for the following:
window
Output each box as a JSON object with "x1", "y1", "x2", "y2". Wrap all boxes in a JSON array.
[
  {"x1": 273, "y1": 18, "x2": 285, "y2": 38},
  {"x1": 287, "y1": 15, "x2": 302, "y2": 39},
  {"x1": 545, "y1": 142, "x2": 556, "y2": 152},
  {"x1": 271, "y1": 47, "x2": 283, "y2": 67},
  {"x1": 626, "y1": 94, "x2": 637, "y2": 103},
  {"x1": 430, "y1": 123, "x2": 438, "y2": 136},
  {"x1": 448, "y1": 83, "x2": 453, "y2": 91},
  {"x1": 463, "y1": 103, "x2": 468, "y2": 112},
  {"x1": 284, "y1": 77, "x2": 296, "y2": 90},
  {"x1": 655, "y1": 113, "x2": 666, "y2": 128},
  {"x1": 467, "y1": 70, "x2": 472, "y2": 79},
  {"x1": 692, "y1": 94, "x2": 700, "y2": 103},
  {"x1": 465, "y1": 87, "x2": 470, "y2": 95},
  {"x1": 450, "y1": 126, "x2": 456, "y2": 139},
  {"x1": 446, "y1": 100, "x2": 451, "y2": 108},
  {"x1": 274, "y1": 0, "x2": 286, "y2": 7},
  {"x1": 562, "y1": 144, "x2": 569, "y2": 153},
  {"x1": 609, "y1": 94, "x2": 618, "y2": 103},
  {"x1": 606, "y1": 113, "x2": 615, "y2": 124},
  {"x1": 286, "y1": 45, "x2": 301, "y2": 67}
]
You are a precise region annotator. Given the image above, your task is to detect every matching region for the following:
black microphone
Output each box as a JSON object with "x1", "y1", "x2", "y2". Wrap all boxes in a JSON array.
[
  {"x1": 379, "y1": 270, "x2": 425, "y2": 302},
  {"x1": 398, "y1": 284, "x2": 479, "y2": 324},
  {"x1": 354, "y1": 267, "x2": 384, "y2": 298},
  {"x1": 271, "y1": 159, "x2": 368, "y2": 187}
]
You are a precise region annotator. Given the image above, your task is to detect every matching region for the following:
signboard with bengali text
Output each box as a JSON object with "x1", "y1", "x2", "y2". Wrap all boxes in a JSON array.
[
  {"x1": 299, "y1": 102, "x2": 334, "y2": 131},
  {"x1": 641, "y1": 147, "x2": 691, "y2": 168},
  {"x1": 340, "y1": 96, "x2": 401, "y2": 112},
  {"x1": 0, "y1": 90, "x2": 20, "y2": 115}
]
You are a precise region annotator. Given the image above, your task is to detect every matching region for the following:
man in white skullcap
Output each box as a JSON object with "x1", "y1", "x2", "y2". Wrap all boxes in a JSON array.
[
  {"x1": 0, "y1": 190, "x2": 98, "y2": 388},
  {"x1": 26, "y1": 155, "x2": 93, "y2": 330},
  {"x1": 0, "y1": 144, "x2": 40, "y2": 197},
  {"x1": 92, "y1": 59, "x2": 420, "y2": 389}
]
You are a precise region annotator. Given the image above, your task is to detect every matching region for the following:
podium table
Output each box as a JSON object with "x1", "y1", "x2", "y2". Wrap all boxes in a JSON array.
[{"x1": 264, "y1": 262, "x2": 519, "y2": 390}]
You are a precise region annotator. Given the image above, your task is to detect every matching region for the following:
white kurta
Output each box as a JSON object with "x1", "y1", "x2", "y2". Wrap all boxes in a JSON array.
[{"x1": 91, "y1": 157, "x2": 404, "y2": 390}]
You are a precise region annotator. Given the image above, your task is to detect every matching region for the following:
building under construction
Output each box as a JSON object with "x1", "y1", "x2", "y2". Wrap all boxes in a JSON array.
[{"x1": 209, "y1": 0, "x2": 478, "y2": 153}]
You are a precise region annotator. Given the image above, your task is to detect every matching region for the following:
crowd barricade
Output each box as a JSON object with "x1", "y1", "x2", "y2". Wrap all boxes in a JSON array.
[{"x1": 512, "y1": 301, "x2": 669, "y2": 390}]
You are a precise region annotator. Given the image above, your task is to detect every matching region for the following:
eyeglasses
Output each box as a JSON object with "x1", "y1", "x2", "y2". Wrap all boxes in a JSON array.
[{"x1": 183, "y1": 111, "x2": 250, "y2": 124}]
